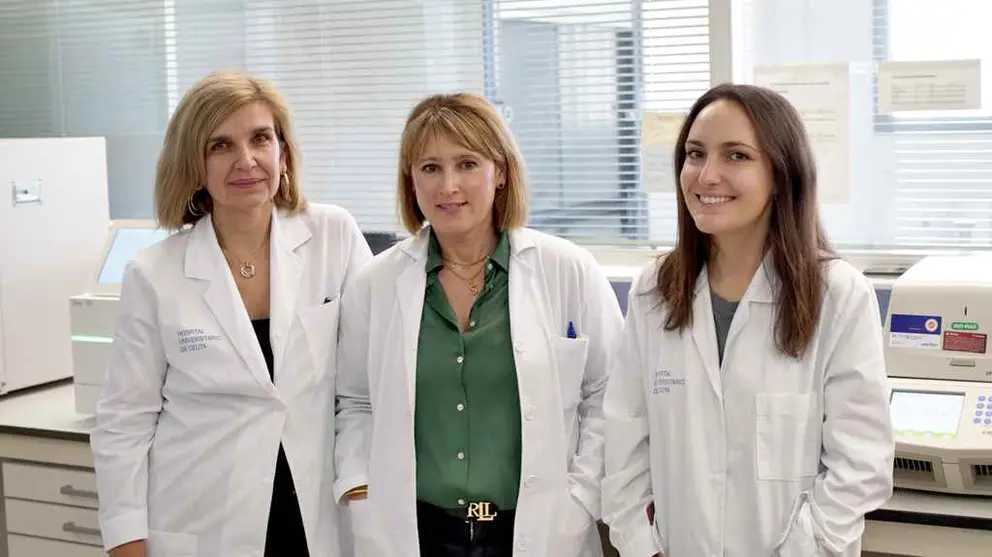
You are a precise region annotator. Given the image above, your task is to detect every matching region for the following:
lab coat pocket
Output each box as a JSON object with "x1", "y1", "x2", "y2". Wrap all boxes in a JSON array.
[
  {"x1": 300, "y1": 299, "x2": 341, "y2": 379},
  {"x1": 146, "y1": 530, "x2": 196, "y2": 557},
  {"x1": 773, "y1": 494, "x2": 819, "y2": 557},
  {"x1": 553, "y1": 336, "x2": 590, "y2": 409},
  {"x1": 555, "y1": 494, "x2": 595, "y2": 557},
  {"x1": 755, "y1": 393, "x2": 819, "y2": 481}
]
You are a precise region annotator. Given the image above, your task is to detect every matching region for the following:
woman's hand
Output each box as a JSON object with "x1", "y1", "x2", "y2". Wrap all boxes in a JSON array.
[{"x1": 109, "y1": 540, "x2": 146, "y2": 557}]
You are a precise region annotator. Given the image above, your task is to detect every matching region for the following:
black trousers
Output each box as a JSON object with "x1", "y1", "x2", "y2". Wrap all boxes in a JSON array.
[
  {"x1": 417, "y1": 501, "x2": 515, "y2": 557},
  {"x1": 264, "y1": 445, "x2": 310, "y2": 557}
]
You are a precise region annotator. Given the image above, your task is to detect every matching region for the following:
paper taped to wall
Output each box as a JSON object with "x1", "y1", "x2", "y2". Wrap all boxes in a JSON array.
[
  {"x1": 754, "y1": 63, "x2": 852, "y2": 204},
  {"x1": 640, "y1": 111, "x2": 686, "y2": 193},
  {"x1": 877, "y1": 59, "x2": 982, "y2": 113}
]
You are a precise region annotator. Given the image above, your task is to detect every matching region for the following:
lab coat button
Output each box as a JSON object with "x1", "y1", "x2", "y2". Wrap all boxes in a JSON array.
[
  {"x1": 516, "y1": 539, "x2": 528, "y2": 551},
  {"x1": 457, "y1": 451, "x2": 465, "y2": 460},
  {"x1": 524, "y1": 406, "x2": 535, "y2": 420},
  {"x1": 456, "y1": 356, "x2": 464, "y2": 364},
  {"x1": 524, "y1": 475, "x2": 537, "y2": 488},
  {"x1": 457, "y1": 403, "x2": 465, "y2": 411},
  {"x1": 513, "y1": 342, "x2": 523, "y2": 353}
]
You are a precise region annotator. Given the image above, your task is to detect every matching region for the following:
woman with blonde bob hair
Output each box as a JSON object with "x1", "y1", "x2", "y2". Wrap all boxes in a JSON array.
[
  {"x1": 91, "y1": 70, "x2": 372, "y2": 557},
  {"x1": 334, "y1": 92, "x2": 624, "y2": 557}
]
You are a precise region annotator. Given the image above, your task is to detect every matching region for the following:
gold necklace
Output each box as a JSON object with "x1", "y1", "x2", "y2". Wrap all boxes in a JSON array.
[
  {"x1": 441, "y1": 252, "x2": 490, "y2": 271},
  {"x1": 220, "y1": 232, "x2": 269, "y2": 279},
  {"x1": 444, "y1": 263, "x2": 486, "y2": 295}
]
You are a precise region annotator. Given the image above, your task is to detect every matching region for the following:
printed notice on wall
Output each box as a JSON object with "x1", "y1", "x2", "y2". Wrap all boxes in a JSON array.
[
  {"x1": 877, "y1": 60, "x2": 982, "y2": 113},
  {"x1": 753, "y1": 64, "x2": 851, "y2": 204},
  {"x1": 640, "y1": 111, "x2": 686, "y2": 193}
]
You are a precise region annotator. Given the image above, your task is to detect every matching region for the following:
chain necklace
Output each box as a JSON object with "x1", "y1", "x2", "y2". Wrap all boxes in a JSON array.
[
  {"x1": 444, "y1": 263, "x2": 486, "y2": 295},
  {"x1": 441, "y1": 246, "x2": 495, "y2": 296},
  {"x1": 220, "y1": 231, "x2": 270, "y2": 279}
]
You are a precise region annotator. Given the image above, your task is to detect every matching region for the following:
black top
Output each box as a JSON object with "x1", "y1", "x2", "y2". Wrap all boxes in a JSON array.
[{"x1": 252, "y1": 318, "x2": 309, "y2": 557}]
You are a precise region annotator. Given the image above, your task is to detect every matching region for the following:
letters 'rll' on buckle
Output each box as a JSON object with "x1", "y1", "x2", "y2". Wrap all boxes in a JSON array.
[{"x1": 464, "y1": 501, "x2": 499, "y2": 522}]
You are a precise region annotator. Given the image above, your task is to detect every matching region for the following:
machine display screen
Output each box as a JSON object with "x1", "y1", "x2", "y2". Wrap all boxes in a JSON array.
[
  {"x1": 889, "y1": 390, "x2": 965, "y2": 437},
  {"x1": 98, "y1": 228, "x2": 171, "y2": 284}
]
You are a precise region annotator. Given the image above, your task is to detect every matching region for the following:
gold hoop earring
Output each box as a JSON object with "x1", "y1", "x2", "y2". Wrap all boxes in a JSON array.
[
  {"x1": 187, "y1": 189, "x2": 203, "y2": 217},
  {"x1": 496, "y1": 182, "x2": 505, "y2": 190}
]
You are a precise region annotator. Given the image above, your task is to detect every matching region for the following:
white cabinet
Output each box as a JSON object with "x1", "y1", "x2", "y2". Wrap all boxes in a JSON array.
[
  {"x1": 1, "y1": 461, "x2": 105, "y2": 555},
  {"x1": 8, "y1": 534, "x2": 105, "y2": 557},
  {"x1": 2, "y1": 461, "x2": 98, "y2": 509},
  {"x1": 0, "y1": 138, "x2": 110, "y2": 394}
]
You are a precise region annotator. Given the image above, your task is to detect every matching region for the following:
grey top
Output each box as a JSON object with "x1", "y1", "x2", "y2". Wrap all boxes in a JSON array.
[{"x1": 711, "y1": 290, "x2": 739, "y2": 365}]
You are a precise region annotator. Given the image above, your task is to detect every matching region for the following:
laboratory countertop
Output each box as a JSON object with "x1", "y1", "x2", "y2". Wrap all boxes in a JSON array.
[
  {"x1": 0, "y1": 380, "x2": 91, "y2": 443},
  {"x1": 0, "y1": 382, "x2": 987, "y2": 528}
]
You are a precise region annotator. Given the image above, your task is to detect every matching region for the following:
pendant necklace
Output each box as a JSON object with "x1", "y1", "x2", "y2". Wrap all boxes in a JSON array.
[
  {"x1": 442, "y1": 251, "x2": 492, "y2": 296},
  {"x1": 445, "y1": 264, "x2": 486, "y2": 295},
  {"x1": 220, "y1": 231, "x2": 270, "y2": 280}
]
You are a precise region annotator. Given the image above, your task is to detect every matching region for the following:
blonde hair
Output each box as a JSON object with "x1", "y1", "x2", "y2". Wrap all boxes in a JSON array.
[
  {"x1": 155, "y1": 70, "x2": 306, "y2": 229},
  {"x1": 397, "y1": 93, "x2": 528, "y2": 234}
]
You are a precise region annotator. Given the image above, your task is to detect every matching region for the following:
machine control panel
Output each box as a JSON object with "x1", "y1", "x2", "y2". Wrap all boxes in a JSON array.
[{"x1": 890, "y1": 382, "x2": 992, "y2": 445}]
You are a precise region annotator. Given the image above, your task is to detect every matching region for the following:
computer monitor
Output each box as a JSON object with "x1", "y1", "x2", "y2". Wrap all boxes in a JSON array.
[{"x1": 91, "y1": 220, "x2": 172, "y2": 293}]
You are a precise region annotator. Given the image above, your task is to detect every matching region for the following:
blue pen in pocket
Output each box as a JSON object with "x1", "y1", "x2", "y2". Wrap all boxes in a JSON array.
[{"x1": 566, "y1": 321, "x2": 577, "y2": 339}]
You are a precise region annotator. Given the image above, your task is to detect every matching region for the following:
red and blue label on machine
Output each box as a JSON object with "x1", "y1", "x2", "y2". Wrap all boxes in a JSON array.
[{"x1": 890, "y1": 313, "x2": 987, "y2": 354}]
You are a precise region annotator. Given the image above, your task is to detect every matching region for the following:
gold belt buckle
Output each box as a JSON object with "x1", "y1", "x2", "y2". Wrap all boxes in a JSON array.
[{"x1": 466, "y1": 501, "x2": 498, "y2": 522}]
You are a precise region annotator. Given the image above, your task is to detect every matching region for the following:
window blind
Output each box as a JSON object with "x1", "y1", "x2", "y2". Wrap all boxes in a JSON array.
[
  {"x1": 489, "y1": 0, "x2": 711, "y2": 243},
  {"x1": 0, "y1": 0, "x2": 485, "y2": 233},
  {"x1": 0, "y1": 0, "x2": 170, "y2": 218},
  {"x1": 877, "y1": 0, "x2": 992, "y2": 248},
  {"x1": 736, "y1": 0, "x2": 992, "y2": 250},
  {"x1": 214, "y1": 0, "x2": 486, "y2": 233}
]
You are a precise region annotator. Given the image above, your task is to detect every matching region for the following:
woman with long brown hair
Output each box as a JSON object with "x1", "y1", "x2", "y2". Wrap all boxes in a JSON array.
[{"x1": 602, "y1": 84, "x2": 894, "y2": 557}]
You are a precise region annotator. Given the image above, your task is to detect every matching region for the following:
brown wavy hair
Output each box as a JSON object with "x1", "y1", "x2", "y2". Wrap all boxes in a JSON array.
[{"x1": 656, "y1": 83, "x2": 835, "y2": 359}]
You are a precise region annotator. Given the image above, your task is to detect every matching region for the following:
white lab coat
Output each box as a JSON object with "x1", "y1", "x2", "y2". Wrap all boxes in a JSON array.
[
  {"x1": 91, "y1": 204, "x2": 372, "y2": 557},
  {"x1": 334, "y1": 227, "x2": 624, "y2": 557},
  {"x1": 602, "y1": 256, "x2": 895, "y2": 557}
]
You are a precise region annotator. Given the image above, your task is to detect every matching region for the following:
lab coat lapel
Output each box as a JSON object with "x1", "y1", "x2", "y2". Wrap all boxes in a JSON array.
[
  {"x1": 723, "y1": 256, "x2": 775, "y2": 352},
  {"x1": 396, "y1": 229, "x2": 429, "y2": 412},
  {"x1": 269, "y1": 209, "x2": 309, "y2": 385},
  {"x1": 184, "y1": 215, "x2": 275, "y2": 395},
  {"x1": 689, "y1": 267, "x2": 723, "y2": 402},
  {"x1": 507, "y1": 229, "x2": 541, "y2": 357}
]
